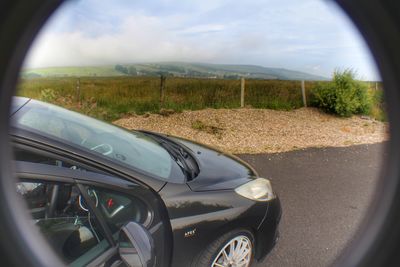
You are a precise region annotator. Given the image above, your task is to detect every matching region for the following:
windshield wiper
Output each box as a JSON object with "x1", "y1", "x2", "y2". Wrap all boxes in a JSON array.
[
  {"x1": 144, "y1": 134, "x2": 195, "y2": 180},
  {"x1": 161, "y1": 141, "x2": 195, "y2": 180}
]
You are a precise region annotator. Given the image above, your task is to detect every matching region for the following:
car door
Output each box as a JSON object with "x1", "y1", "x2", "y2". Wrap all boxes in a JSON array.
[{"x1": 14, "y1": 160, "x2": 170, "y2": 267}]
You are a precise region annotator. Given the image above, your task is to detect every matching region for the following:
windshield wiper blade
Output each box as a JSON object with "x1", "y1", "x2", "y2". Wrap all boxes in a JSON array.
[
  {"x1": 139, "y1": 130, "x2": 197, "y2": 180},
  {"x1": 153, "y1": 138, "x2": 195, "y2": 180}
]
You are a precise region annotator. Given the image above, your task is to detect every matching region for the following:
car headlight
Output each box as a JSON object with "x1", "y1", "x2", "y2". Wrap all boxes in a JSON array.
[{"x1": 234, "y1": 178, "x2": 276, "y2": 201}]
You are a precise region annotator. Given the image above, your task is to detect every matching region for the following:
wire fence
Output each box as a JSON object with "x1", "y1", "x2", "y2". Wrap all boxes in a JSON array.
[{"x1": 17, "y1": 76, "x2": 384, "y2": 121}]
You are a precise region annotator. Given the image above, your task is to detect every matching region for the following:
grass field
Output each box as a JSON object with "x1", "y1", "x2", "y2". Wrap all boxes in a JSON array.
[
  {"x1": 17, "y1": 76, "x2": 384, "y2": 122},
  {"x1": 22, "y1": 66, "x2": 124, "y2": 77}
]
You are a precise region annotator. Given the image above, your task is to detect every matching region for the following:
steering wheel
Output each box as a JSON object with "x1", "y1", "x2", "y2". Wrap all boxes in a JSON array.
[
  {"x1": 46, "y1": 184, "x2": 59, "y2": 218},
  {"x1": 89, "y1": 143, "x2": 113, "y2": 156},
  {"x1": 78, "y1": 189, "x2": 99, "y2": 212},
  {"x1": 81, "y1": 132, "x2": 141, "y2": 158},
  {"x1": 80, "y1": 137, "x2": 113, "y2": 156}
]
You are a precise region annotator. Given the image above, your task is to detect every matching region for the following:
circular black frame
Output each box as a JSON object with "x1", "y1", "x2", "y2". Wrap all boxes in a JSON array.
[{"x1": 1, "y1": 0, "x2": 400, "y2": 266}]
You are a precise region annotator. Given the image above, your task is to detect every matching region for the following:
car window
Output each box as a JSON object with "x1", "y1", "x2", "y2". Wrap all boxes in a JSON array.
[
  {"x1": 13, "y1": 146, "x2": 113, "y2": 178},
  {"x1": 13, "y1": 100, "x2": 176, "y2": 180},
  {"x1": 85, "y1": 185, "x2": 151, "y2": 239},
  {"x1": 16, "y1": 180, "x2": 110, "y2": 266},
  {"x1": 14, "y1": 146, "x2": 79, "y2": 169}
]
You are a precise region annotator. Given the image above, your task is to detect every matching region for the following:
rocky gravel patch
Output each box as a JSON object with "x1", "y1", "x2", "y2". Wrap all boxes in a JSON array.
[{"x1": 114, "y1": 107, "x2": 388, "y2": 154}]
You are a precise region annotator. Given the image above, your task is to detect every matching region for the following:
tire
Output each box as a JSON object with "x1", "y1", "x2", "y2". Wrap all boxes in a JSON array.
[{"x1": 192, "y1": 229, "x2": 255, "y2": 267}]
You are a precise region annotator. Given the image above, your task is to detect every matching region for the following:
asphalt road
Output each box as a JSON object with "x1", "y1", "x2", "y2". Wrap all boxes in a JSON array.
[{"x1": 238, "y1": 142, "x2": 387, "y2": 267}]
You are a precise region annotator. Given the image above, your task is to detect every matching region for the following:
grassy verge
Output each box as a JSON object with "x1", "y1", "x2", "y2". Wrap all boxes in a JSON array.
[{"x1": 17, "y1": 76, "x2": 385, "y2": 122}]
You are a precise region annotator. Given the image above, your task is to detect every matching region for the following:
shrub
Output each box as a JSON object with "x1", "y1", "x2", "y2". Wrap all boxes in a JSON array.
[{"x1": 311, "y1": 70, "x2": 371, "y2": 117}]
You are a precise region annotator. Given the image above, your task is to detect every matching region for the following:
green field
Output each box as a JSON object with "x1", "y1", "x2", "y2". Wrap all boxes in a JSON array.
[
  {"x1": 17, "y1": 76, "x2": 384, "y2": 122},
  {"x1": 22, "y1": 66, "x2": 124, "y2": 77}
]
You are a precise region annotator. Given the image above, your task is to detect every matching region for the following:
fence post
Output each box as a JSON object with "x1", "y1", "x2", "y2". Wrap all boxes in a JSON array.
[
  {"x1": 76, "y1": 77, "x2": 81, "y2": 105},
  {"x1": 160, "y1": 75, "x2": 166, "y2": 107},
  {"x1": 375, "y1": 82, "x2": 378, "y2": 90},
  {"x1": 241, "y1": 77, "x2": 245, "y2": 108},
  {"x1": 301, "y1": 80, "x2": 307, "y2": 107}
]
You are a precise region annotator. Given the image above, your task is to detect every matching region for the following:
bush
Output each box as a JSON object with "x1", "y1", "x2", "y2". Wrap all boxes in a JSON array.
[{"x1": 311, "y1": 70, "x2": 371, "y2": 117}]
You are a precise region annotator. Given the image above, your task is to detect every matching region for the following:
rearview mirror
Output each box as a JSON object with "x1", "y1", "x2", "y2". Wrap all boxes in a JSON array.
[{"x1": 118, "y1": 222, "x2": 156, "y2": 267}]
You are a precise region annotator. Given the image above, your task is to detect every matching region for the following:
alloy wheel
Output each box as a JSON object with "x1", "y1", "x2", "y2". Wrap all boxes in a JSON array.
[{"x1": 211, "y1": 235, "x2": 252, "y2": 267}]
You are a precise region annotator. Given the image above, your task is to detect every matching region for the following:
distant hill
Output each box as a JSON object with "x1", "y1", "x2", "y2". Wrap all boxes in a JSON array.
[
  {"x1": 21, "y1": 66, "x2": 124, "y2": 78},
  {"x1": 23, "y1": 62, "x2": 328, "y2": 81}
]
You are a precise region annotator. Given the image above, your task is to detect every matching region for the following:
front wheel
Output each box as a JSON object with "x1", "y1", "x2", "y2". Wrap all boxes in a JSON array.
[{"x1": 193, "y1": 229, "x2": 255, "y2": 267}]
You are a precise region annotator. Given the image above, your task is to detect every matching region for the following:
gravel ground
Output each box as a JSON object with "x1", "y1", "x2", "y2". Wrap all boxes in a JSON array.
[{"x1": 114, "y1": 108, "x2": 388, "y2": 154}]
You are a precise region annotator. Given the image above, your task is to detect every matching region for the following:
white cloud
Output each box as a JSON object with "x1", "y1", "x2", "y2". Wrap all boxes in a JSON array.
[
  {"x1": 25, "y1": 14, "x2": 235, "y2": 68},
  {"x1": 23, "y1": 0, "x2": 380, "y2": 80},
  {"x1": 178, "y1": 24, "x2": 226, "y2": 35}
]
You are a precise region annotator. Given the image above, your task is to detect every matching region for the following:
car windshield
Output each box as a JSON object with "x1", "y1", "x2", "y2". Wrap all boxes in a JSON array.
[{"x1": 12, "y1": 99, "x2": 175, "y2": 180}]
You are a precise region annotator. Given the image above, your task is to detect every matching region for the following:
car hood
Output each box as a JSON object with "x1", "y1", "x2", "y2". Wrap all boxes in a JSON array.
[{"x1": 169, "y1": 136, "x2": 258, "y2": 192}]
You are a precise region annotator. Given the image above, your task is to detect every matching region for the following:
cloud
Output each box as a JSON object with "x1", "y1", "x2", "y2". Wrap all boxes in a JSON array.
[
  {"x1": 26, "y1": 14, "x2": 228, "y2": 67},
  {"x1": 178, "y1": 24, "x2": 226, "y2": 35},
  {"x1": 23, "y1": 0, "x2": 380, "y2": 80}
]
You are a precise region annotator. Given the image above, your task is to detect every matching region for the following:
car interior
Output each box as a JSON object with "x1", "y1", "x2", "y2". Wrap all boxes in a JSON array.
[{"x1": 14, "y1": 146, "x2": 151, "y2": 265}]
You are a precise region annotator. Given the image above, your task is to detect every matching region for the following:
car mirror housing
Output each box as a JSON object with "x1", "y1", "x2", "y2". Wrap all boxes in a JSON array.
[{"x1": 118, "y1": 222, "x2": 156, "y2": 267}]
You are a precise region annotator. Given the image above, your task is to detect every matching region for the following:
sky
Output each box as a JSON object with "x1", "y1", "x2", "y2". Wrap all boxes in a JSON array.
[{"x1": 24, "y1": 0, "x2": 380, "y2": 80}]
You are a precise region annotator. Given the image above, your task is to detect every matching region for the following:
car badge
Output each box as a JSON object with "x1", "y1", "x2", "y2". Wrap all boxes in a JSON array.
[{"x1": 184, "y1": 228, "x2": 197, "y2": 238}]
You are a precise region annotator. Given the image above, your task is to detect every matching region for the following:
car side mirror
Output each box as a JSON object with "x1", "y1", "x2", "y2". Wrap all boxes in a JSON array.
[{"x1": 118, "y1": 222, "x2": 156, "y2": 267}]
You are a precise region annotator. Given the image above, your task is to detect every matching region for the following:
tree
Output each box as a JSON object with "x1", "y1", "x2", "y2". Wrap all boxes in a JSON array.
[{"x1": 115, "y1": 64, "x2": 129, "y2": 74}]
